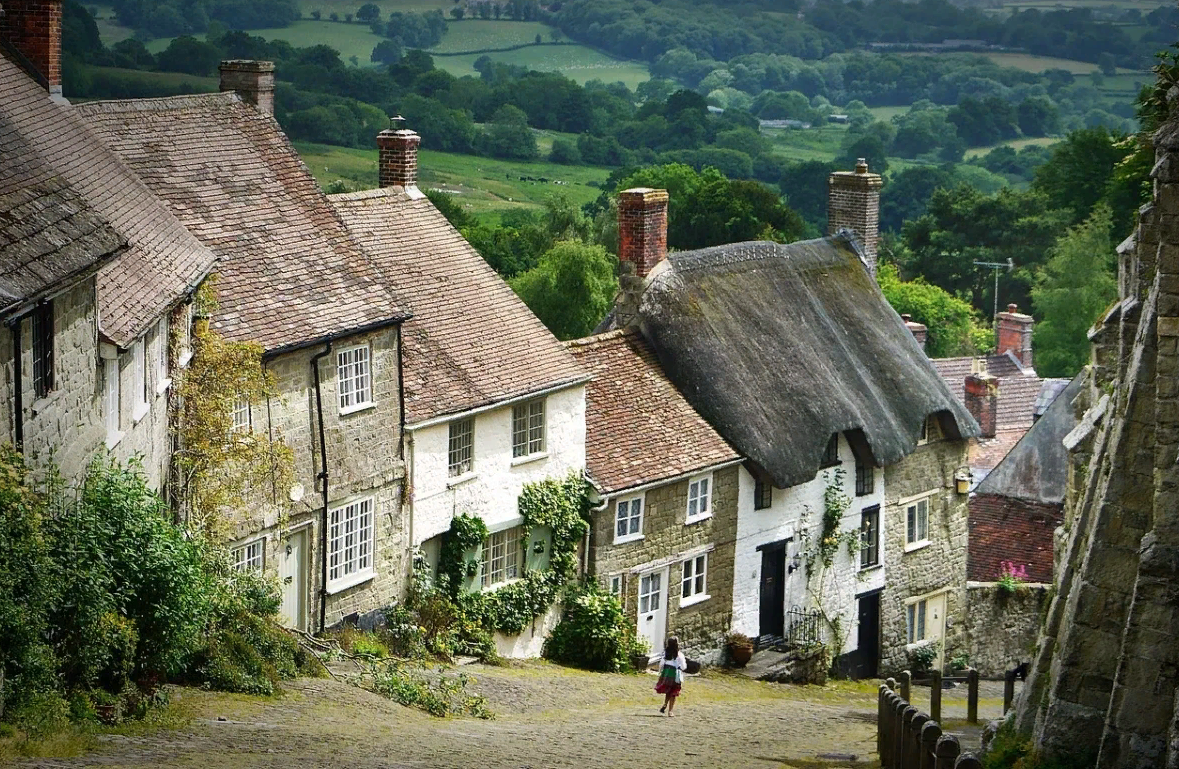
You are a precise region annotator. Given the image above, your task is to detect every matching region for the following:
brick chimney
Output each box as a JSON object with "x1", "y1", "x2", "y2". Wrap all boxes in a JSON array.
[
  {"x1": 828, "y1": 158, "x2": 883, "y2": 279},
  {"x1": 964, "y1": 372, "x2": 998, "y2": 439},
  {"x1": 376, "y1": 129, "x2": 421, "y2": 189},
  {"x1": 996, "y1": 303, "x2": 1034, "y2": 368},
  {"x1": 901, "y1": 314, "x2": 928, "y2": 352},
  {"x1": 615, "y1": 187, "x2": 669, "y2": 329},
  {"x1": 0, "y1": 0, "x2": 64, "y2": 96},
  {"x1": 219, "y1": 60, "x2": 275, "y2": 116}
]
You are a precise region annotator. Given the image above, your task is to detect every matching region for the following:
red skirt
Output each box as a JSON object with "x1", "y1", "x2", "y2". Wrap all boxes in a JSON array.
[{"x1": 655, "y1": 665, "x2": 681, "y2": 696}]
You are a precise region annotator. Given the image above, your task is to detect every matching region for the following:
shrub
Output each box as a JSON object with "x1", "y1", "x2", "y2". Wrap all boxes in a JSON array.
[
  {"x1": 543, "y1": 582, "x2": 644, "y2": 672},
  {"x1": 367, "y1": 662, "x2": 492, "y2": 718},
  {"x1": 906, "y1": 641, "x2": 940, "y2": 675}
]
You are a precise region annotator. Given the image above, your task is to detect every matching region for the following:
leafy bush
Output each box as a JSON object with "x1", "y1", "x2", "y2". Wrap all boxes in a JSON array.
[
  {"x1": 543, "y1": 582, "x2": 645, "y2": 672},
  {"x1": 367, "y1": 663, "x2": 492, "y2": 719},
  {"x1": 906, "y1": 641, "x2": 941, "y2": 675}
]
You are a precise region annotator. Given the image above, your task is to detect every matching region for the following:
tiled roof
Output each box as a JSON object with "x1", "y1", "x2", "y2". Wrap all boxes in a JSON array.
[
  {"x1": 933, "y1": 353, "x2": 1042, "y2": 432},
  {"x1": 0, "y1": 53, "x2": 215, "y2": 346},
  {"x1": 566, "y1": 330, "x2": 740, "y2": 494},
  {"x1": 329, "y1": 187, "x2": 587, "y2": 424},
  {"x1": 0, "y1": 109, "x2": 125, "y2": 314},
  {"x1": 77, "y1": 94, "x2": 409, "y2": 352}
]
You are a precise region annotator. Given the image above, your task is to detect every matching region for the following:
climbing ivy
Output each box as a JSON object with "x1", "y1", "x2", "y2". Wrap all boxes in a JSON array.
[
  {"x1": 806, "y1": 468, "x2": 860, "y2": 575},
  {"x1": 438, "y1": 513, "x2": 488, "y2": 599}
]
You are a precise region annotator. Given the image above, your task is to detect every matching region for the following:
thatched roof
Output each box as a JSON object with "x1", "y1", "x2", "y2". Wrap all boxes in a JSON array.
[{"x1": 629, "y1": 232, "x2": 980, "y2": 488}]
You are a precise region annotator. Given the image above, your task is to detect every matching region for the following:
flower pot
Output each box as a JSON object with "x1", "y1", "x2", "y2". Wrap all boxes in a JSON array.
[
  {"x1": 729, "y1": 643, "x2": 754, "y2": 667},
  {"x1": 631, "y1": 652, "x2": 652, "y2": 671},
  {"x1": 95, "y1": 703, "x2": 119, "y2": 725}
]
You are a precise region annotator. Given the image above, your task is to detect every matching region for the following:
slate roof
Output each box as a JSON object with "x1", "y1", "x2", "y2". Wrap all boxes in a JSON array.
[
  {"x1": 621, "y1": 233, "x2": 980, "y2": 489},
  {"x1": 77, "y1": 93, "x2": 410, "y2": 353},
  {"x1": 329, "y1": 187, "x2": 587, "y2": 424},
  {"x1": 0, "y1": 115, "x2": 125, "y2": 315},
  {"x1": 0, "y1": 53, "x2": 215, "y2": 346},
  {"x1": 566, "y1": 330, "x2": 740, "y2": 494},
  {"x1": 975, "y1": 374, "x2": 1082, "y2": 505}
]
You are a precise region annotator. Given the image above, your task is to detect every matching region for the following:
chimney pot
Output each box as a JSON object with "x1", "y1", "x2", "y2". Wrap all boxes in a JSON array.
[
  {"x1": 964, "y1": 372, "x2": 998, "y2": 439},
  {"x1": 219, "y1": 60, "x2": 276, "y2": 116},
  {"x1": 995, "y1": 304, "x2": 1034, "y2": 369},
  {"x1": 901, "y1": 314, "x2": 911, "y2": 322},
  {"x1": 0, "y1": 0, "x2": 63, "y2": 95},
  {"x1": 376, "y1": 128, "x2": 421, "y2": 189},
  {"x1": 618, "y1": 187, "x2": 669, "y2": 279},
  {"x1": 827, "y1": 162, "x2": 882, "y2": 280}
]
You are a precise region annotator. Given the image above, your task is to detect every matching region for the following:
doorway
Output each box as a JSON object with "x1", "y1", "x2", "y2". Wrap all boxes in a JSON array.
[
  {"x1": 854, "y1": 589, "x2": 881, "y2": 679},
  {"x1": 637, "y1": 568, "x2": 668, "y2": 658},
  {"x1": 279, "y1": 528, "x2": 308, "y2": 632},
  {"x1": 759, "y1": 543, "x2": 787, "y2": 639}
]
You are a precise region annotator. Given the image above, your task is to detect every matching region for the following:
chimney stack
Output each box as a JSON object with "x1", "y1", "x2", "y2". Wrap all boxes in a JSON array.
[
  {"x1": 901, "y1": 314, "x2": 928, "y2": 352},
  {"x1": 0, "y1": 0, "x2": 64, "y2": 96},
  {"x1": 615, "y1": 187, "x2": 669, "y2": 329},
  {"x1": 219, "y1": 60, "x2": 275, "y2": 116},
  {"x1": 828, "y1": 158, "x2": 883, "y2": 279},
  {"x1": 964, "y1": 372, "x2": 998, "y2": 439},
  {"x1": 376, "y1": 129, "x2": 421, "y2": 189},
  {"x1": 996, "y1": 303, "x2": 1034, "y2": 369}
]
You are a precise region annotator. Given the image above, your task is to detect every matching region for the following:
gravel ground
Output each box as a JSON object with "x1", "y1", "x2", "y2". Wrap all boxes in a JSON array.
[{"x1": 16, "y1": 663, "x2": 891, "y2": 769}]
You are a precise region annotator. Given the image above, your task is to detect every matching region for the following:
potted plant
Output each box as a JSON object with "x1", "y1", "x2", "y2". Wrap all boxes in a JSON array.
[
  {"x1": 726, "y1": 632, "x2": 755, "y2": 667},
  {"x1": 92, "y1": 689, "x2": 121, "y2": 725}
]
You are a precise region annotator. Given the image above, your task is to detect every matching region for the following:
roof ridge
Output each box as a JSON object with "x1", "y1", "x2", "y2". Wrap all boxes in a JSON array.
[
  {"x1": 563, "y1": 329, "x2": 631, "y2": 348},
  {"x1": 668, "y1": 233, "x2": 857, "y2": 274},
  {"x1": 77, "y1": 92, "x2": 238, "y2": 114},
  {"x1": 329, "y1": 187, "x2": 407, "y2": 202}
]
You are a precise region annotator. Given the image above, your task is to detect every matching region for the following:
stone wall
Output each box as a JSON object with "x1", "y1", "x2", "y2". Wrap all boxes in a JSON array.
[
  {"x1": 1013, "y1": 91, "x2": 1179, "y2": 768},
  {"x1": 965, "y1": 584, "x2": 1049, "y2": 678},
  {"x1": 880, "y1": 435, "x2": 970, "y2": 675},
  {"x1": 590, "y1": 464, "x2": 739, "y2": 662}
]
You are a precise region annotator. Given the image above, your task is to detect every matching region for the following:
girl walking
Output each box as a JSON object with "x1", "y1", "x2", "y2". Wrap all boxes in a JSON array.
[{"x1": 655, "y1": 636, "x2": 687, "y2": 717}]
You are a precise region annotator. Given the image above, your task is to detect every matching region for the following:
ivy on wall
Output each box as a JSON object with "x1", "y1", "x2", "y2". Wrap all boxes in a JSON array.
[
  {"x1": 797, "y1": 468, "x2": 861, "y2": 666},
  {"x1": 438, "y1": 472, "x2": 590, "y2": 637}
]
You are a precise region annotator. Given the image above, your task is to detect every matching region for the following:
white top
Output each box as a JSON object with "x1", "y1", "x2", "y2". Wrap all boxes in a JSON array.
[{"x1": 660, "y1": 652, "x2": 688, "y2": 684}]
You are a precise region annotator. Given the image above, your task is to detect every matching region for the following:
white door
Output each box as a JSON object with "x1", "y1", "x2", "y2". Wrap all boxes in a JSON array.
[
  {"x1": 926, "y1": 593, "x2": 947, "y2": 671},
  {"x1": 638, "y1": 568, "x2": 667, "y2": 658},
  {"x1": 279, "y1": 529, "x2": 308, "y2": 631}
]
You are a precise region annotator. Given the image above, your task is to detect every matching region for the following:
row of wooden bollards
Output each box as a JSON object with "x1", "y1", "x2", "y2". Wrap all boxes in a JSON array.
[
  {"x1": 878, "y1": 674, "x2": 982, "y2": 769},
  {"x1": 893, "y1": 668, "x2": 982, "y2": 725}
]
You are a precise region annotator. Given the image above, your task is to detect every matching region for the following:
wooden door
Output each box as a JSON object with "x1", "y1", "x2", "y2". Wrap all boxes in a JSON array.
[
  {"x1": 759, "y1": 545, "x2": 786, "y2": 639},
  {"x1": 279, "y1": 529, "x2": 308, "y2": 632},
  {"x1": 637, "y1": 568, "x2": 667, "y2": 658}
]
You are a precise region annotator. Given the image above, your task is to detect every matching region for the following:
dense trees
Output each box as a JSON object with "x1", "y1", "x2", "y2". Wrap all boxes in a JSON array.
[
  {"x1": 509, "y1": 241, "x2": 618, "y2": 340},
  {"x1": 109, "y1": 0, "x2": 299, "y2": 36}
]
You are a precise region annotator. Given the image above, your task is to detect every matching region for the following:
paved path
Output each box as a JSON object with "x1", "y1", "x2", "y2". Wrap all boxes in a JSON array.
[{"x1": 20, "y1": 663, "x2": 885, "y2": 769}]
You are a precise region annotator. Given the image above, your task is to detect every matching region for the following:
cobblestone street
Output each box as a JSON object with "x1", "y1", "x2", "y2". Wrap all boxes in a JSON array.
[{"x1": 18, "y1": 663, "x2": 893, "y2": 769}]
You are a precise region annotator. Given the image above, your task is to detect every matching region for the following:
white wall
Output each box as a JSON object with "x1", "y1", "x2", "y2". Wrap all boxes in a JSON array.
[
  {"x1": 731, "y1": 433, "x2": 885, "y2": 657},
  {"x1": 409, "y1": 384, "x2": 587, "y2": 545}
]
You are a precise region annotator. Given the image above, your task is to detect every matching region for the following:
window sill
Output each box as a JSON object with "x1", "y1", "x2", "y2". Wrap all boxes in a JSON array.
[
  {"x1": 510, "y1": 451, "x2": 548, "y2": 467},
  {"x1": 481, "y1": 576, "x2": 524, "y2": 593},
  {"x1": 859, "y1": 562, "x2": 883, "y2": 574},
  {"x1": 685, "y1": 513, "x2": 713, "y2": 526},
  {"x1": 905, "y1": 639, "x2": 935, "y2": 652},
  {"x1": 613, "y1": 533, "x2": 645, "y2": 545},
  {"x1": 30, "y1": 388, "x2": 63, "y2": 415},
  {"x1": 904, "y1": 539, "x2": 931, "y2": 554},
  {"x1": 156, "y1": 377, "x2": 172, "y2": 396},
  {"x1": 105, "y1": 430, "x2": 125, "y2": 450},
  {"x1": 679, "y1": 592, "x2": 710, "y2": 609},
  {"x1": 447, "y1": 471, "x2": 478, "y2": 489},
  {"x1": 339, "y1": 401, "x2": 376, "y2": 416},
  {"x1": 132, "y1": 401, "x2": 150, "y2": 425},
  {"x1": 178, "y1": 350, "x2": 193, "y2": 369},
  {"x1": 326, "y1": 569, "x2": 375, "y2": 595}
]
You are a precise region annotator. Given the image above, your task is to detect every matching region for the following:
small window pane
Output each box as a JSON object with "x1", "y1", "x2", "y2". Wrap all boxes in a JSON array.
[
  {"x1": 337, "y1": 346, "x2": 373, "y2": 411},
  {"x1": 448, "y1": 418, "x2": 474, "y2": 476},
  {"x1": 328, "y1": 498, "x2": 374, "y2": 586}
]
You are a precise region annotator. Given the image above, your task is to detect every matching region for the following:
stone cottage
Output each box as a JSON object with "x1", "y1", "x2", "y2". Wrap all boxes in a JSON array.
[
  {"x1": 961, "y1": 373, "x2": 1079, "y2": 677},
  {"x1": 566, "y1": 328, "x2": 742, "y2": 661},
  {"x1": 0, "y1": 19, "x2": 216, "y2": 490},
  {"x1": 329, "y1": 130, "x2": 590, "y2": 657},
  {"x1": 78, "y1": 65, "x2": 414, "y2": 632},
  {"x1": 599, "y1": 169, "x2": 979, "y2": 677}
]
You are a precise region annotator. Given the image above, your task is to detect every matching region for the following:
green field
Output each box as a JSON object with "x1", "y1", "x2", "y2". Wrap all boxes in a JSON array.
[
  {"x1": 144, "y1": 19, "x2": 388, "y2": 61},
  {"x1": 429, "y1": 20, "x2": 554, "y2": 52},
  {"x1": 90, "y1": 4, "x2": 136, "y2": 44},
  {"x1": 964, "y1": 136, "x2": 1060, "y2": 159},
  {"x1": 981, "y1": 51, "x2": 1142, "y2": 75},
  {"x1": 75, "y1": 65, "x2": 220, "y2": 97},
  {"x1": 294, "y1": 141, "x2": 611, "y2": 218},
  {"x1": 434, "y1": 46, "x2": 650, "y2": 88}
]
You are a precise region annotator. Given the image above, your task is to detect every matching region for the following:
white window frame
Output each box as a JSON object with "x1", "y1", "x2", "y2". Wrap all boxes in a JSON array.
[
  {"x1": 326, "y1": 497, "x2": 376, "y2": 593},
  {"x1": 608, "y1": 574, "x2": 623, "y2": 597},
  {"x1": 480, "y1": 525, "x2": 522, "y2": 589},
  {"x1": 103, "y1": 357, "x2": 122, "y2": 448},
  {"x1": 232, "y1": 396, "x2": 252, "y2": 434},
  {"x1": 907, "y1": 598, "x2": 928, "y2": 644},
  {"x1": 511, "y1": 399, "x2": 546, "y2": 458},
  {"x1": 178, "y1": 303, "x2": 193, "y2": 368},
  {"x1": 131, "y1": 338, "x2": 149, "y2": 423},
  {"x1": 614, "y1": 494, "x2": 644, "y2": 543},
  {"x1": 685, "y1": 473, "x2": 713, "y2": 523},
  {"x1": 680, "y1": 553, "x2": 709, "y2": 607},
  {"x1": 336, "y1": 344, "x2": 373, "y2": 414},
  {"x1": 231, "y1": 537, "x2": 265, "y2": 572},
  {"x1": 448, "y1": 417, "x2": 474, "y2": 477},
  {"x1": 905, "y1": 496, "x2": 931, "y2": 551},
  {"x1": 155, "y1": 317, "x2": 171, "y2": 394}
]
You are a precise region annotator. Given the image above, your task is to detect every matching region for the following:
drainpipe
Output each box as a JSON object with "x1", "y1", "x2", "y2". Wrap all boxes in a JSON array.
[
  {"x1": 397, "y1": 324, "x2": 413, "y2": 575},
  {"x1": 311, "y1": 343, "x2": 332, "y2": 633},
  {"x1": 10, "y1": 322, "x2": 22, "y2": 449}
]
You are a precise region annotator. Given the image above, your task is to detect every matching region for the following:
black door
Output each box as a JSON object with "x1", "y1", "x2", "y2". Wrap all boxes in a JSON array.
[
  {"x1": 855, "y1": 590, "x2": 881, "y2": 679},
  {"x1": 759, "y1": 545, "x2": 786, "y2": 639}
]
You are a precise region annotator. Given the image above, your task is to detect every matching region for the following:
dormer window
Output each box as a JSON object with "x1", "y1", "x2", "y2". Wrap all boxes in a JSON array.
[{"x1": 820, "y1": 433, "x2": 840, "y2": 467}]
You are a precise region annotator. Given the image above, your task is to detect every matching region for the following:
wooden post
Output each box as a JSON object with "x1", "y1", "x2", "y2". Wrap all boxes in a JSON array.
[
  {"x1": 935, "y1": 734, "x2": 962, "y2": 769},
  {"x1": 930, "y1": 668, "x2": 942, "y2": 723},
  {"x1": 909, "y1": 712, "x2": 930, "y2": 769},
  {"x1": 955, "y1": 756, "x2": 984, "y2": 769},
  {"x1": 882, "y1": 692, "x2": 898, "y2": 769},
  {"x1": 894, "y1": 700, "x2": 908, "y2": 769},
  {"x1": 899, "y1": 669, "x2": 912, "y2": 703},
  {"x1": 901, "y1": 706, "x2": 918, "y2": 768},
  {"x1": 1003, "y1": 668, "x2": 1016, "y2": 714},
  {"x1": 887, "y1": 676, "x2": 897, "y2": 691},
  {"x1": 921, "y1": 721, "x2": 943, "y2": 769},
  {"x1": 878, "y1": 685, "x2": 886, "y2": 766},
  {"x1": 966, "y1": 668, "x2": 979, "y2": 724}
]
